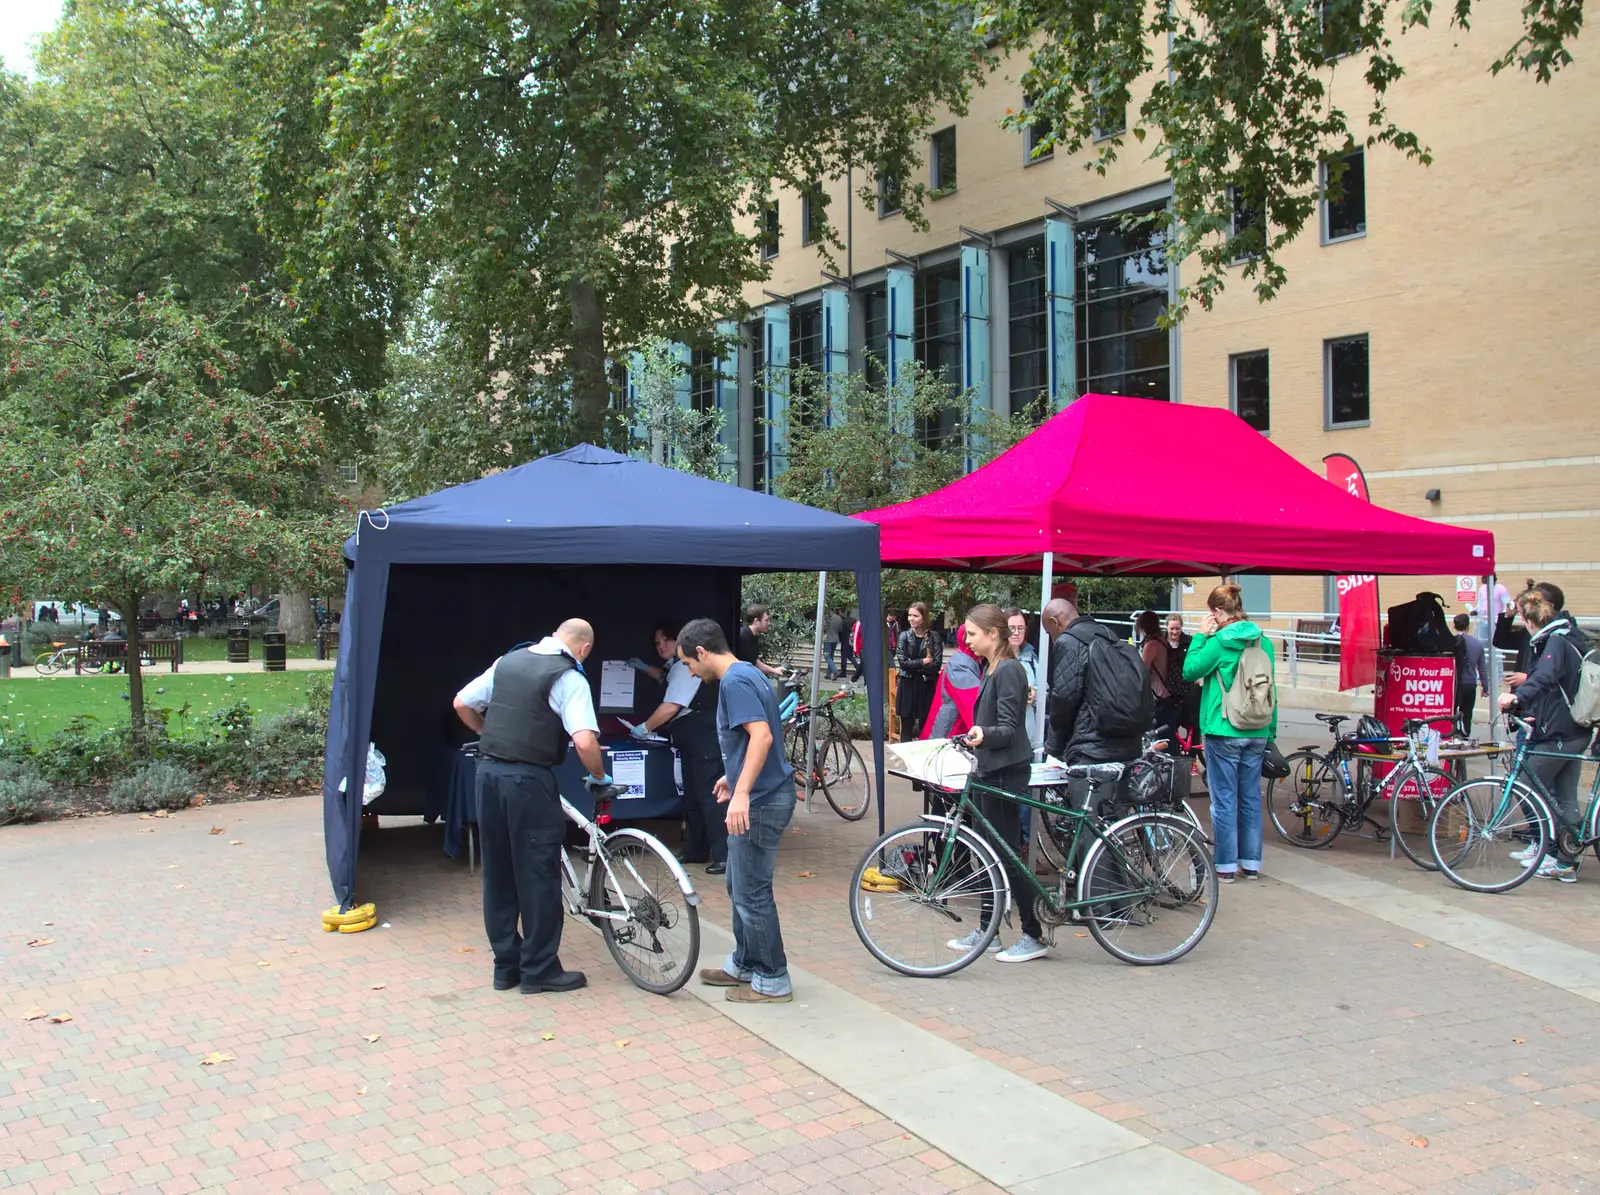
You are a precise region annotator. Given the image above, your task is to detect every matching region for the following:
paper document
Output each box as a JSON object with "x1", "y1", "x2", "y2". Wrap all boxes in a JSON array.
[
  {"x1": 616, "y1": 717, "x2": 668, "y2": 744},
  {"x1": 886, "y1": 738, "x2": 973, "y2": 790},
  {"x1": 608, "y1": 749, "x2": 647, "y2": 798},
  {"x1": 599, "y1": 660, "x2": 635, "y2": 710}
]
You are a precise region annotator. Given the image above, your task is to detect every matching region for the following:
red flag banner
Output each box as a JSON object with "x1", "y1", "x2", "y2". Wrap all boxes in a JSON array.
[{"x1": 1323, "y1": 454, "x2": 1379, "y2": 690}]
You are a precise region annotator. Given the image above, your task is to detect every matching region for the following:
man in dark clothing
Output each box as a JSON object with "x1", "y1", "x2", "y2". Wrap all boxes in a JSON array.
[
  {"x1": 1042, "y1": 596, "x2": 1143, "y2": 766},
  {"x1": 1452, "y1": 613, "x2": 1488, "y2": 736},
  {"x1": 454, "y1": 619, "x2": 612, "y2": 993},
  {"x1": 735, "y1": 604, "x2": 784, "y2": 679}
]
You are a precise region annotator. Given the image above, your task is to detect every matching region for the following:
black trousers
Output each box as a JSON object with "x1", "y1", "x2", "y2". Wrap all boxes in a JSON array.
[
  {"x1": 674, "y1": 716, "x2": 727, "y2": 864},
  {"x1": 977, "y1": 763, "x2": 1043, "y2": 940},
  {"x1": 1530, "y1": 734, "x2": 1589, "y2": 866},
  {"x1": 1454, "y1": 684, "x2": 1477, "y2": 737},
  {"x1": 477, "y1": 757, "x2": 567, "y2": 983}
]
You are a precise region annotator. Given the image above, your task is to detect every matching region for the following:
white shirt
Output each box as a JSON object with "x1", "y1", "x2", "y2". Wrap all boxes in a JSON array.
[
  {"x1": 455, "y1": 637, "x2": 599, "y2": 737},
  {"x1": 1475, "y1": 582, "x2": 1513, "y2": 618},
  {"x1": 661, "y1": 656, "x2": 702, "y2": 718}
]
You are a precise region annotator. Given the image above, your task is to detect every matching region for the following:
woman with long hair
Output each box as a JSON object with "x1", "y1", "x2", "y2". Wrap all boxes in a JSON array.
[
  {"x1": 895, "y1": 601, "x2": 942, "y2": 743},
  {"x1": 1136, "y1": 610, "x2": 1178, "y2": 738},
  {"x1": 1182, "y1": 584, "x2": 1277, "y2": 883},
  {"x1": 947, "y1": 603, "x2": 1049, "y2": 964}
]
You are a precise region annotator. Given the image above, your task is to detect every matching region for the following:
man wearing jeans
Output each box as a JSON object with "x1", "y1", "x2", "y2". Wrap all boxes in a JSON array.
[{"x1": 677, "y1": 617, "x2": 797, "y2": 1003}]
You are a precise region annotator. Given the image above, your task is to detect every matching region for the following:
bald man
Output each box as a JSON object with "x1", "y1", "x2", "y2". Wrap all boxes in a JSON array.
[{"x1": 455, "y1": 619, "x2": 610, "y2": 995}]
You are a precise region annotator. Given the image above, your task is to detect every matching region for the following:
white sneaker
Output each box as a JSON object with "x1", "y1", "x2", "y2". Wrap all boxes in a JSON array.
[
  {"x1": 995, "y1": 935, "x2": 1049, "y2": 963},
  {"x1": 1509, "y1": 843, "x2": 1541, "y2": 863},
  {"x1": 947, "y1": 929, "x2": 1003, "y2": 953},
  {"x1": 1536, "y1": 857, "x2": 1579, "y2": 884}
]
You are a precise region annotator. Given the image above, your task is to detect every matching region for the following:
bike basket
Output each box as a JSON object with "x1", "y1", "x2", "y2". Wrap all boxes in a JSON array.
[{"x1": 1123, "y1": 752, "x2": 1175, "y2": 807}]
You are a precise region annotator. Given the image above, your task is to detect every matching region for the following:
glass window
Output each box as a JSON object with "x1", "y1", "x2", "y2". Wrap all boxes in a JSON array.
[
  {"x1": 1075, "y1": 208, "x2": 1171, "y2": 401},
  {"x1": 760, "y1": 202, "x2": 779, "y2": 260},
  {"x1": 1023, "y1": 96, "x2": 1053, "y2": 163},
  {"x1": 1008, "y1": 237, "x2": 1048, "y2": 412},
  {"x1": 914, "y1": 262, "x2": 961, "y2": 444},
  {"x1": 861, "y1": 283, "x2": 888, "y2": 390},
  {"x1": 931, "y1": 127, "x2": 957, "y2": 194},
  {"x1": 1231, "y1": 351, "x2": 1269, "y2": 433},
  {"x1": 337, "y1": 463, "x2": 359, "y2": 488},
  {"x1": 690, "y1": 347, "x2": 717, "y2": 414},
  {"x1": 801, "y1": 183, "x2": 825, "y2": 246},
  {"x1": 748, "y1": 321, "x2": 767, "y2": 492},
  {"x1": 1090, "y1": 80, "x2": 1126, "y2": 141},
  {"x1": 878, "y1": 170, "x2": 901, "y2": 218},
  {"x1": 1320, "y1": 0, "x2": 1364, "y2": 57},
  {"x1": 1325, "y1": 335, "x2": 1370, "y2": 428},
  {"x1": 1322, "y1": 148, "x2": 1366, "y2": 242},
  {"x1": 789, "y1": 303, "x2": 824, "y2": 428},
  {"x1": 1229, "y1": 186, "x2": 1264, "y2": 261}
]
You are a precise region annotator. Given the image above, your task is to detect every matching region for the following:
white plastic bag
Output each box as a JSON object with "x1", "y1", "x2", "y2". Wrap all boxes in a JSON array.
[{"x1": 338, "y1": 743, "x2": 388, "y2": 806}]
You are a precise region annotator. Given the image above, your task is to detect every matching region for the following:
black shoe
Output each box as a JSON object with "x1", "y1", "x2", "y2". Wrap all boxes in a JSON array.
[
  {"x1": 705, "y1": 861, "x2": 727, "y2": 875},
  {"x1": 677, "y1": 853, "x2": 710, "y2": 865},
  {"x1": 492, "y1": 970, "x2": 521, "y2": 991},
  {"x1": 521, "y1": 970, "x2": 587, "y2": 994}
]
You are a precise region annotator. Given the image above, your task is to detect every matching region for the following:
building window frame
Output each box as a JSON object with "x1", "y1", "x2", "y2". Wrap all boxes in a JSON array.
[
  {"x1": 1089, "y1": 79, "x2": 1126, "y2": 142},
  {"x1": 930, "y1": 126, "x2": 957, "y2": 197},
  {"x1": 336, "y1": 462, "x2": 359, "y2": 489},
  {"x1": 877, "y1": 170, "x2": 901, "y2": 219},
  {"x1": 1023, "y1": 95, "x2": 1053, "y2": 165},
  {"x1": 1076, "y1": 205, "x2": 1172, "y2": 402},
  {"x1": 759, "y1": 201, "x2": 779, "y2": 260},
  {"x1": 1228, "y1": 185, "x2": 1264, "y2": 263},
  {"x1": 801, "y1": 183, "x2": 825, "y2": 246},
  {"x1": 1320, "y1": 147, "x2": 1367, "y2": 245},
  {"x1": 1229, "y1": 350, "x2": 1270, "y2": 434},
  {"x1": 1324, "y1": 333, "x2": 1371, "y2": 430}
]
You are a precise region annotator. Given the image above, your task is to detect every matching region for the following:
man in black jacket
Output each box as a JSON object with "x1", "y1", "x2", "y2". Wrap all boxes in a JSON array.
[
  {"x1": 1499, "y1": 589, "x2": 1589, "y2": 881},
  {"x1": 1042, "y1": 597, "x2": 1143, "y2": 766}
]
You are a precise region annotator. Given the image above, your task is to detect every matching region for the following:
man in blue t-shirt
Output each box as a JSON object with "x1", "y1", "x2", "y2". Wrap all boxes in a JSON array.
[{"x1": 677, "y1": 617, "x2": 797, "y2": 1002}]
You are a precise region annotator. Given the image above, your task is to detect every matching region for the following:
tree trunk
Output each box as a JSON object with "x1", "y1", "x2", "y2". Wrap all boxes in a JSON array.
[
  {"x1": 568, "y1": 276, "x2": 609, "y2": 446},
  {"x1": 279, "y1": 590, "x2": 316, "y2": 645},
  {"x1": 124, "y1": 593, "x2": 146, "y2": 751}
]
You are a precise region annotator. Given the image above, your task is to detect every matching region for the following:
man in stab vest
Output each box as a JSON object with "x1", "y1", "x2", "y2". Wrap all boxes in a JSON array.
[
  {"x1": 454, "y1": 619, "x2": 611, "y2": 994},
  {"x1": 630, "y1": 621, "x2": 726, "y2": 875}
]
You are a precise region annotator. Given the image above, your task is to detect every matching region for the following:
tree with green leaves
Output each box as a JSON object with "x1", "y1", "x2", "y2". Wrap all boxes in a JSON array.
[
  {"x1": 319, "y1": 0, "x2": 991, "y2": 449},
  {"x1": 985, "y1": 0, "x2": 1584, "y2": 314},
  {"x1": 628, "y1": 337, "x2": 730, "y2": 481},
  {"x1": 0, "y1": 278, "x2": 342, "y2": 739}
]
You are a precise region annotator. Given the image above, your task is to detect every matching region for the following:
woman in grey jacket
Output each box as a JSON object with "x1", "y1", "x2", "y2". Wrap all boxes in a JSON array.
[{"x1": 947, "y1": 603, "x2": 1048, "y2": 964}]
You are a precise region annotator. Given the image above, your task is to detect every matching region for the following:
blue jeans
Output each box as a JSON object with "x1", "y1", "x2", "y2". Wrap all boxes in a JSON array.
[
  {"x1": 823, "y1": 643, "x2": 838, "y2": 675},
  {"x1": 1205, "y1": 736, "x2": 1265, "y2": 874},
  {"x1": 724, "y1": 791, "x2": 797, "y2": 995}
]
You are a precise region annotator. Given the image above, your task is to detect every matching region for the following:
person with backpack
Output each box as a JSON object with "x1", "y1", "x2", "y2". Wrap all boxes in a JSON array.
[
  {"x1": 1135, "y1": 611, "x2": 1178, "y2": 740},
  {"x1": 1183, "y1": 584, "x2": 1277, "y2": 884},
  {"x1": 1042, "y1": 595, "x2": 1151, "y2": 767},
  {"x1": 1498, "y1": 588, "x2": 1594, "y2": 883}
]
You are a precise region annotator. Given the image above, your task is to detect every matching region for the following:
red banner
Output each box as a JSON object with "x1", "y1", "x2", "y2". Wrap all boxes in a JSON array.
[{"x1": 1323, "y1": 454, "x2": 1379, "y2": 690}]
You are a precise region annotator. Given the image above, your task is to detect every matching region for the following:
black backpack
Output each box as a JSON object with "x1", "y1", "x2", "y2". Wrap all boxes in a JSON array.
[
  {"x1": 1075, "y1": 625, "x2": 1154, "y2": 739},
  {"x1": 1386, "y1": 592, "x2": 1454, "y2": 654}
]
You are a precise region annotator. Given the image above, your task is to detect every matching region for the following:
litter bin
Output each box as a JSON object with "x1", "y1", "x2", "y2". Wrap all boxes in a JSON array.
[
  {"x1": 227, "y1": 624, "x2": 251, "y2": 664},
  {"x1": 262, "y1": 630, "x2": 287, "y2": 673}
]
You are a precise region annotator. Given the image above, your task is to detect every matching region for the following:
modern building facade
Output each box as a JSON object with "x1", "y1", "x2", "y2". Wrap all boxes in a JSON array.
[{"x1": 666, "y1": 10, "x2": 1600, "y2": 616}]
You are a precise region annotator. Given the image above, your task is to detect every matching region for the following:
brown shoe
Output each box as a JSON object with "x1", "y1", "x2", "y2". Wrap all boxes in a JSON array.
[
  {"x1": 726, "y1": 985, "x2": 792, "y2": 1004},
  {"x1": 699, "y1": 968, "x2": 748, "y2": 987}
]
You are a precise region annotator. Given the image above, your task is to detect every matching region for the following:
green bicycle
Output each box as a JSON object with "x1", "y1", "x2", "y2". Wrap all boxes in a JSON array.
[
  {"x1": 1429, "y1": 715, "x2": 1600, "y2": 893},
  {"x1": 850, "y1": 746, "x2": 1218, "y2": 974}
]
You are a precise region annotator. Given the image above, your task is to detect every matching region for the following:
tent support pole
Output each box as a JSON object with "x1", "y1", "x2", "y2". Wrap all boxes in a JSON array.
[
  {"x1": 805, "y1": 571, "x2": 828, "y2": 812},
  {"x1": 1033, "y1": 552, "x2": 1053, "y2": 756}
]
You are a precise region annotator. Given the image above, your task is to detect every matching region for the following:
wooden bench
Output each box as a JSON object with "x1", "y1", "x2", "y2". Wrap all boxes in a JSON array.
[
  {"x1": 1294, "y1": 618, "x2": 1339, "y2": 663},
  {"x1": 77, "y1": 637, "x2": 183, "y2": 674}
]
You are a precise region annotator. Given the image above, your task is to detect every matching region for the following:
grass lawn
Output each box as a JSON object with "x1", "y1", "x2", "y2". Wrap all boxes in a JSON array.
[
  {"x1": 0, "y1": 671, "x2": 322, "y2": 742},
  {"x1": 173, "y1": 637, "x2": 319, "y2": 662}
]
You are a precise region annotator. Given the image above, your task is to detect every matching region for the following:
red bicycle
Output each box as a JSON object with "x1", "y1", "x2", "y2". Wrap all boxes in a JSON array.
[{"x1": 780, "y1": 675, "x2": 873, "y2": 822}]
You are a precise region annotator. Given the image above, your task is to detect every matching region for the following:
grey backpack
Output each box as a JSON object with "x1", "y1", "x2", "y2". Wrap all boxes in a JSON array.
[
  {"x1": 1554, "y1": 629, "x2": 1600, "y2": 728},
  {"x1": 1219, "y1": 640, "x2": 1275, "y2": 731}
]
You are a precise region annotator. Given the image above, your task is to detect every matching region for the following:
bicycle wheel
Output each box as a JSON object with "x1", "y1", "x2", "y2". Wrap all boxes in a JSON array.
[
  {"x1": 33, "y1": 651, "x2": 60, "y2": 675},
  {"x1": 850, "y1": 822, "x2": 1006, "y2": 977},
  {"x1": 1265, "y1": 750, "x2": 1345, "y2": 849},
  {"x1": 1079, "y1": 814, "x2": 1217, "y2": 966},
  {"x1": 819, "y1": 731, "x2": 871, "y2": 821},
  {"x1": 588, "y1": 831, "x2": 700, "y2": 994},
  {"x1": 1429, "y1": 777, "x2": 1551, "y2": 894},
  {"x1": 1387, "y1": 764, "x2": 1452, "y2": 871}
]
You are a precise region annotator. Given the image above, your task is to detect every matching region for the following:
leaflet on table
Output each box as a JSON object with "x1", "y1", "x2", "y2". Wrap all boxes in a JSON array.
[
  {"x1": 598, "y1": 660, "x2": 635, "y2": 711},
  {"x1": 885, "y1": 738, "x2": 973, "y2": 788},
  {"x1": 608, "y1": 749, "x2": 648, "y2": 798},
  {"x1": 615, "y1": 717, "x2": 668, "y2": 744}
]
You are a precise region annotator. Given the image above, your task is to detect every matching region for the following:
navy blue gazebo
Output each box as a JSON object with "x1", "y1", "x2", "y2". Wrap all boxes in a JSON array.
[{"x1": 322, "y1": 445, "x2": 887, "y2": 907}]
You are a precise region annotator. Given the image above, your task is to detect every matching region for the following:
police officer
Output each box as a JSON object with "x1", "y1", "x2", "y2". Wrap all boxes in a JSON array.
[
  {"x1": 453, "y1": 618, "x2": 611, "y2": 994},
  {"x1": 631, "y1": 621, "x2": 726, "y2": 874}
]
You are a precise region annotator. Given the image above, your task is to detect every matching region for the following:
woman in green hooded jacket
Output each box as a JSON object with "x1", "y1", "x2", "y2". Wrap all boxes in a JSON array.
[{"x1": 1182, "y1": 583, "x2": 1277, "y2": 882}]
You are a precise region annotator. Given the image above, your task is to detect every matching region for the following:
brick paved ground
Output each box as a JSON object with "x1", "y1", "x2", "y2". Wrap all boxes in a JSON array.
[
  {"x1": 4, "y1": 767, "x2": 1600, "y2": 1195},
  {"x1": 0, "y1": 803, "x2": 998, "y2": 1195}
]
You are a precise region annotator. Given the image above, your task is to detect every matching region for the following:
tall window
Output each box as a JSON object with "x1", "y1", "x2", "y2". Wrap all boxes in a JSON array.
[
  {"x1": 748, "y1": 321, "x2": 768, "y2": 492},
  {"x1": 789, "y1": 303, "x2": 824, "y2": 427},
  {"x1": 1322, "y1": 148, "x2": 1366, "y2": 242},
  {"x1": 759, "y1": 202, "x2": 779, "y2": 259},
  {"x1": 930, "y1": 127, "x2": 957, "y2": 194},
  {"x1": 1325, "y1": 334, "x2": 1370, "y2": 428},
  {"x1": 914, "y1": 262, "x2": 961, "y2": 444},
  {"x1": 877, "y1": 170, "x2": 901, "y2": 218},
  {"x1": 1321, "y1": 0, "x2": 1365, "y2": 57},
  {"x1": 1229, "y1": 186, "x2": 1264, "y2": 261},
  {"x1": 1076, "y1": 209, "x2": 1170, "y2": 400},
  {"x1": 801, "y1": 183, "x2": 825, "y2": 246},
  {"x1": 861, "y1": 283, "x2": 888, "y2": 390},
  {"x1": 690, "y1": 347, "x2": 717, "y2": 413},
  {"x1": 1090, "y1": 80, "x2": 1126, "y2": 141},
  {"x1": 1023, "y1": 96, "x2": 1053, "y2": 163},
  {"x1": 1230, "y1": 351, "x2": 1270, "y2": 433},
  {"x1": 1008, "y1": 237, "x2": 1048, "y2": 412}
]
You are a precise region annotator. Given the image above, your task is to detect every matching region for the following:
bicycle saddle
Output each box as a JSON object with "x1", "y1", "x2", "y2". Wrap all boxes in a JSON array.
[
  {"x1": 1065, "y1": 762, "x2": 1127, "y2": 783},
  {"x1": 1314, "y1": 713, "x2": 1349, "y2": 726}
]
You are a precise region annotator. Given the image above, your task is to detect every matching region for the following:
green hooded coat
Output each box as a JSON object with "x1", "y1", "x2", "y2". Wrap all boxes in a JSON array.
[{"x1": 1181, "y1": 620, "x2": 1278, "y2": 739}]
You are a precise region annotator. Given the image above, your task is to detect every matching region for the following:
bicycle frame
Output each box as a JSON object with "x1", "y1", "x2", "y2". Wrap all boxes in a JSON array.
[
  {"x1": 556, "y1": 795, "x2": 700, "y2": 924},
  {"x1": 1480, "y1": 732, "x2": 1600, "y2": 846}
]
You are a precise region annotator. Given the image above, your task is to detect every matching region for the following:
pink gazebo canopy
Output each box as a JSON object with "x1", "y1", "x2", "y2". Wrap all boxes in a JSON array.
[{"x1": 854, "y1": 394, "x2": 1493, "y2": 576}]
